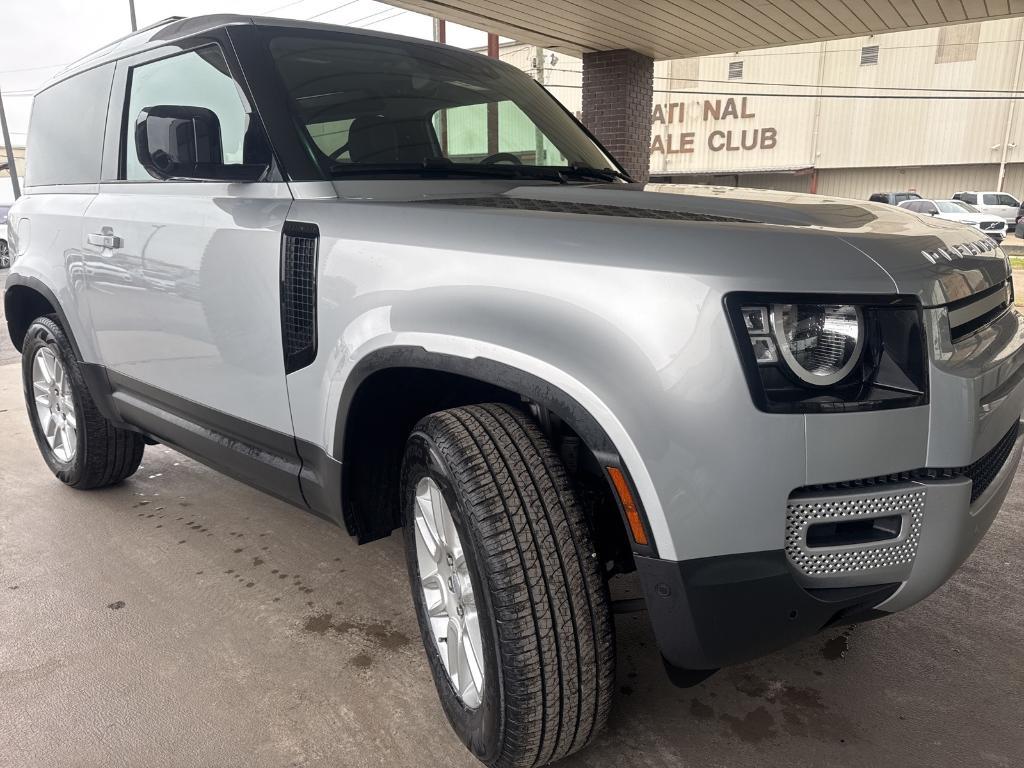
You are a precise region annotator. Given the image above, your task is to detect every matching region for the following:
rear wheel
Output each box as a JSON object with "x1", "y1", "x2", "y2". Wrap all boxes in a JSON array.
[
  {"x1": 0, "y1": 240, "x2": 9, "y2": 269},
  {"x1": 21, "y1": 316, "x2": 145, "y2": 488},
  {"x1": 402, "y1": 403, "x2": 614, "y2": 768}
]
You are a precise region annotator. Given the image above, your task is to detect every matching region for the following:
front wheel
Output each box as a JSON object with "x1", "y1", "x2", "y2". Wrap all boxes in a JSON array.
[{"x1": 401, "y1": 404, "x2": 614, "y2": 768}]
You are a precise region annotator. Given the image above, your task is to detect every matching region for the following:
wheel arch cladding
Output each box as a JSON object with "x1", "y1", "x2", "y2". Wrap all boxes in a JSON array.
[
  {"x1": 335, "y1": 346, "x2": 649, "y2": 551},
  {"x1": 4, "y1": 279, "x2": 63, "y2": 354}
]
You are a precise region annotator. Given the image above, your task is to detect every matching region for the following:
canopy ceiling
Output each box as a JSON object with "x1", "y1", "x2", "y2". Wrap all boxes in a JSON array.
[{"x1": 386, "y1": 0, "x2": 1024, "y2": 58}]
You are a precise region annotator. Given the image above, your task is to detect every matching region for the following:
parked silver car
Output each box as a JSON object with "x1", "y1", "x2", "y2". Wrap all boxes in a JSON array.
[
  {"x1": 898, "y1": 198, "x2": 1007, "y2": 242},
  {"x1": 953, "y1": 190, "x2": 1022, "y2": 231},
  {"x1": 5, "y1": 15, "x2": 1024, "y2": 767}
]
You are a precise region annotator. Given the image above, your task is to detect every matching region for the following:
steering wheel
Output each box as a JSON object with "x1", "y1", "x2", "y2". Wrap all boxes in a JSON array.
[{"x1": 480, "y1": 152, "x2": 522, "y2": 166}]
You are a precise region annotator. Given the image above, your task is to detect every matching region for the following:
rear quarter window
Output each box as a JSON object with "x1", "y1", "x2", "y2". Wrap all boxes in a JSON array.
[{"x1": 24, "y1": 64, "x2": 114, "y2": 187}]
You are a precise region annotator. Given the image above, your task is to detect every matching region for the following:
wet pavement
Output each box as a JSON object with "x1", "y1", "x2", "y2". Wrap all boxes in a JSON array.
[{"x1": 0, "y1": 357, "x2": 1022, "y2": 767}]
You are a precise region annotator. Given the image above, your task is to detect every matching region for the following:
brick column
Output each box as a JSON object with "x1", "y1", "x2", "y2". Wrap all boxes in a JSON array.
[{"x1": 581, "y1": 49, "x2": 654, "y2": 183}]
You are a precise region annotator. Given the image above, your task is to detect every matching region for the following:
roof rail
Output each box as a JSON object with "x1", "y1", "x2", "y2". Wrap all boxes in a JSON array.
[
  {"x1": 52, "y1": 16, "x2": 186, "y2": 80},
  {"x1": 136, "y1": 15, "x2": 186, "y2": 33}
]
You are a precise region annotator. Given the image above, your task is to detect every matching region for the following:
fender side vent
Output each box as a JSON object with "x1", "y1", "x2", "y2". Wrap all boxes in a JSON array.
[{"x1": 281, "y1": 222, "x2": 319, "y2": 374}]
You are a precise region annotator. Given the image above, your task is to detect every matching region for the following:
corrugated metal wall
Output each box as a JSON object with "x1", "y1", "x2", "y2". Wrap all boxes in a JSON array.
[{"x1": 816, "y1": 163, "x2": 1024, "y2": 200}]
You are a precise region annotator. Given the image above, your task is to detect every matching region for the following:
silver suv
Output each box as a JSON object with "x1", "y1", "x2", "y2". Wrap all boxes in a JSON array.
[
  {"x1": 5, "y1": 15, "x2": 1024, "y2": 767},
  {"x1": 953, "y1": 191, "x2": 1022, "y2": 230}
]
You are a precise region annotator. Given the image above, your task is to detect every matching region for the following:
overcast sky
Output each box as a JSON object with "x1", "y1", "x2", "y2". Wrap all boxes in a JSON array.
[{"x1": 0, "y1": 0, "x2": 496, "y2": 144}]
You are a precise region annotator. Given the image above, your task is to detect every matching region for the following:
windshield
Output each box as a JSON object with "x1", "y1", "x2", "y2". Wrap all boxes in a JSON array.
[
  {"x1": 267, "y1": 32, "x2": 621, "y2": 180},
  {"x1": 937, "y1": 200, "x2": 974, "y2": 214}
]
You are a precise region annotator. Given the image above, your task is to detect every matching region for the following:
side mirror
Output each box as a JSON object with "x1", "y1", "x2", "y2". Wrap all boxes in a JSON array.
[{"x1": 135, "y1": 105, "x2": 267, "y2": 182}]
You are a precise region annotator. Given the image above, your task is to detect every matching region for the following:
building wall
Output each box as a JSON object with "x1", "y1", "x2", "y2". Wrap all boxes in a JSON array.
[
  {"x1": 646, "y1": 17, "x2": 1024, "y2": 178},
  {"x1": 815, "y1": 163, "x2": 1024, "y2": 200},
  {"x1": 505, "y1": 18, "x2": 1024, "y2": 196}
]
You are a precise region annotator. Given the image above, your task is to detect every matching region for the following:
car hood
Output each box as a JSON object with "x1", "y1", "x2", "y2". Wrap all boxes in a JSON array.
[
  {"x1": 328, "y1": 179, "x2": 1009, "y2": 306},
  {"x1": 939, "y1": 212, "x2": 1002, "y2": 225}
]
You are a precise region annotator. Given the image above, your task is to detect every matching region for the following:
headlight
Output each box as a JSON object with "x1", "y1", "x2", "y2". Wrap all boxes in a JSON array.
[
  {"x1": 728, "y1": 294, "x2": 927, "y2": 413},
  {"x1": 771, "y1": 303, "x2": 864, "y2": 386}
]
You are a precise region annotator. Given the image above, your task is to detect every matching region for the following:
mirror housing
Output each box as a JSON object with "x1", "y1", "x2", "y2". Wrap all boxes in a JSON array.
[{"x1": 134, "y1": 105, "x2": 267, "y2": 182}]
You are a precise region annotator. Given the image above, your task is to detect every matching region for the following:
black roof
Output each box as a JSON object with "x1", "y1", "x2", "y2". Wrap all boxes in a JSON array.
[{"x1": 44, "y1": 14, "x2": 456, "y2": 91}]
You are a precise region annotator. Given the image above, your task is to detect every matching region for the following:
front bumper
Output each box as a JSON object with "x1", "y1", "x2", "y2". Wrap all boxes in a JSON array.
[
  {"x1": 638, "y1": 423, "x2": 1022, "y2": 676},
  {"x1": 637, "y1": 299, "x2": 1024, "y2": 679}
]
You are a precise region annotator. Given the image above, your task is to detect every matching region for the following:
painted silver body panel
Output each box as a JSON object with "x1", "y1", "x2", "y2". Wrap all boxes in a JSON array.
[
  {"x1": 279, "y1": 180, "x2": 1024, "y2": 563},
  {"x1": 879, "y1": 428, "x2": 1023, "y2": 613},
  {"x1": 10, "y1": 176, "x2": 1024, "y2": 569},
  {"x1": 79, "y1": 182, "x2": 295, "y2": 434}
]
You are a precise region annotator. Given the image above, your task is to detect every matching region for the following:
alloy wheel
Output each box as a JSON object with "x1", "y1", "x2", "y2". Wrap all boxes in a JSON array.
[
  {"x1": 412, "y1": 476, "x2": 485, "y2": 709},
  {"x1": 31, "y1": 346, "x2": 77, "y2": 463}
]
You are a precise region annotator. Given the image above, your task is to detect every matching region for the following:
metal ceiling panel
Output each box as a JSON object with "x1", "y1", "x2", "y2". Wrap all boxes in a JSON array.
[{"x1": 385, "y1": 0, "x2": 1024, "y2": 58}]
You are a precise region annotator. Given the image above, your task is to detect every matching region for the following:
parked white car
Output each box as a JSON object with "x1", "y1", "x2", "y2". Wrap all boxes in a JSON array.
[
  {"x1": 952, "y1": 191, "x2": 1021, "y2": 231},
  {"x1": 0, "y1": 204, "x2": 11, "y2": 268},
  {"x1": 899, "y1": 198, "x2": 1008, "y2": 242}
]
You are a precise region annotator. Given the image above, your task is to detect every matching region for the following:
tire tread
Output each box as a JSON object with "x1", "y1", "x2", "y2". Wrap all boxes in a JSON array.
[{"x1": 415, "y1": 403, "x2": 614, "y2": 768}]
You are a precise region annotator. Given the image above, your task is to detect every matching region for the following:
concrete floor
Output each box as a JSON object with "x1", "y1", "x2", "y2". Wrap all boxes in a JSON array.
[{"x1": 1, "y1": 278, "x2": 1024, "y2": 767}]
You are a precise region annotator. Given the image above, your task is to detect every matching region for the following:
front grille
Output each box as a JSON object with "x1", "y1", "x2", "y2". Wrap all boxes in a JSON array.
[
  {"x1": 965, "y1": 420, "x2": 1020, "y2": 502},
  {"x1": 281, "y1": 223, "x2": 319, "y2": 374},
  {"x1": 947, "y1": 280, "x2": 1013, "y2": 342},
  {"x1": 801, "y1": 421, "x2": 1020, "y2": 504},
  {"x1": 980, "y1": 221, "x2": 1001, "y2": 231}
]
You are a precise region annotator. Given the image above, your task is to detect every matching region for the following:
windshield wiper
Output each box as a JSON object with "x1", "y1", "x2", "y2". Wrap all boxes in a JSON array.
[
  {"x1": 559, "y1": 163, "x2": 634, "y2": 183},
  {"x1": 329, "y1": 159, "x2": 566, "y2": 183}
]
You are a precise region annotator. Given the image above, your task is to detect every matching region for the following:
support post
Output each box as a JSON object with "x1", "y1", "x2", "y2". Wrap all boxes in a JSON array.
[
  {"x1": 581, "y1": 49, "x2": 654, "y2": 183},
  {"x1": 433, "y1": 18, "x2": 448, "y2": 153},
  {"x1": 534, "y1": 47, "x2": 546, "y2": 165},
  {"x1": 0, "y1": 87, "x2": 21, "y2": 199},
  {"x1": 128, "y1": 0, "x2": 137, "y2": 31},
  {"x1": 487, "y1": 33, "x2": 499, "y2": 156}
]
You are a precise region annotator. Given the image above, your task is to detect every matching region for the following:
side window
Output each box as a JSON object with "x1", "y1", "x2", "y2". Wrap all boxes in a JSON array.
[
  {"x1": 982, "y1": 194, "x2": 999, "y2": 206},
  {"x1": 998, "y1": 194, "x2": 1019, "y2": 207},
  {"x1": 869, "y1": 193, "x2": 886, "y2": 203},
  {"x1": 25, "y1": 64, "x2": 114, "y2": 186},
  {"x1": 963, "y1": 193, "x2": 977, "y2": 204},
  {"x1": 923, "y1": 202, "x2": 938, "y2": 214},
  {"x1": 123, "y1": 47, "x2": 253, "y2": 181}
]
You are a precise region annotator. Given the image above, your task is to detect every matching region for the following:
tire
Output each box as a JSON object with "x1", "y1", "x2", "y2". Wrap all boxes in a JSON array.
[
  {"x1": 401, "y1": 403, "x2": 614, "y2": 768},
  {"x1": 21, "y1": 315, "x2": 145, "y2": 488},
  {"x1": 0, "y1": 240, "x2": 9, "y2": 269}
]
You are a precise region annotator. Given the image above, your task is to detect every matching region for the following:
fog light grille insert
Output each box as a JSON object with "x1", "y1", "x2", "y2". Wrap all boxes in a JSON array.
[{"x1": 785, "y1": 489, "x2": 924, "y2": 576}]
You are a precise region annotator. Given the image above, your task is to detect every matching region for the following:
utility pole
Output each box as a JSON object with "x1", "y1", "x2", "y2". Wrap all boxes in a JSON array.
[
  {"x1": 998, "y1": 25, "x2": 1024, "y2": 192},
  {"x1": 433, "y1": 18, "x2": 447, "y2": 154},
  {"x1": 534, "y1": 46, "x2": 546, "y2": 165},
  {"x1": 128, "y1": 0, "x2": 137, "y2": 31},
  {"x1": 0, "y1": 87, "x2": 21, "y2": 199}
]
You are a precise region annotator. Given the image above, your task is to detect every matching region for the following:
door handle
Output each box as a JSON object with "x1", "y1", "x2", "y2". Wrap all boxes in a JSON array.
[{"x1": 87, "y1": 232, "x2": 123, "y2": 250}]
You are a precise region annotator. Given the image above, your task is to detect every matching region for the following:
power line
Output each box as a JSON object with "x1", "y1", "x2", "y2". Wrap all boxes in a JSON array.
[
  {"x1": 541, "y1": 81, "x2": 1024, "y2": 100},
  {"x1": 526, "y1": 66, "x2": 1024, "y2": 95},
  {"x1": 353, "y1": 8, "x2": 410, "y2": 28},
  {"x1": 0, "y1": 62, "x2": 66, "y2": 76},
  {"x1": 260, "y1": 0, "x2": 312, "y2": 14},
  {"x1": 346, "y1": 6, "x2": 409, "y2": 27},
  {"x1": 306, "y1": 0, "x2": 365, "y2": 21},
  {"x1": 688, "y1": 36, "x2": 1024, "y2": 59}
]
